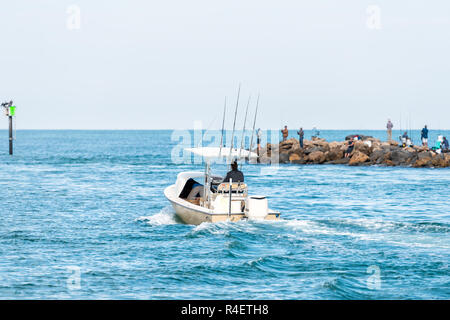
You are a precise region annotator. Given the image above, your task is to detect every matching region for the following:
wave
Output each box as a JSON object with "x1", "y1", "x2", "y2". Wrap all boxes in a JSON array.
[
  {"x1": 279, "y1": 218, "x2": 450, "y2": 249},
  {"x1": 318, "y1": 218, "x2": 450, "y2": 234},
  {"x1": 136, "y1": 206, "x2": 178, "y2": 226}
]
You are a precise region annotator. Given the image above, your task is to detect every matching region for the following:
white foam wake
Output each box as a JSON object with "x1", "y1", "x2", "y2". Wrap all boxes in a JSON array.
[{"x1": 137, "y1": 206, "x2": 178, "y2": 226}]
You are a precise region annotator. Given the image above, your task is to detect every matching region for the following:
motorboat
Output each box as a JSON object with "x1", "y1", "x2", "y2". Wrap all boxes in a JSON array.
[{"x1": 164, "y1": 147, "x2": 281, "y2": 225}]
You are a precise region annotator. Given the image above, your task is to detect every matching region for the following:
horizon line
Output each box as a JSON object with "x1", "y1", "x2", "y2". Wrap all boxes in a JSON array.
[{"x1": 0, "y1": 128, "x2": 448, "y2": 131}]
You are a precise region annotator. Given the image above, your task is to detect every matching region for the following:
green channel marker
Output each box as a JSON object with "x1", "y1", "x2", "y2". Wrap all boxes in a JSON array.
[{"x1": 9, "y1": 106, "x2": 16, "y2": 116}]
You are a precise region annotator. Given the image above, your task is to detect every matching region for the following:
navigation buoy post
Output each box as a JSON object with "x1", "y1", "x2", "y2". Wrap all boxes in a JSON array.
[{"x1": 1, "y1": 101, "x2": 15, "y2": 155}]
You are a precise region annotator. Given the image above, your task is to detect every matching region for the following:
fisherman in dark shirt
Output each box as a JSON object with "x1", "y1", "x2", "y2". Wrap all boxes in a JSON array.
[
  {"x1": 223, "y1": 161, "x2": 244, "y2": 183},
  {"x1": 344, "y1": 139, "x2": 355, "y2": 158},
  {"x1": 421, "y1": 125, "x2": 429, "y2": 147},
  {"x1": 297, "y1": 127, "x2": 304, "y2": 149},
  {"x1": 442, "y1": 137, "x2": 449, "y2": 151}
]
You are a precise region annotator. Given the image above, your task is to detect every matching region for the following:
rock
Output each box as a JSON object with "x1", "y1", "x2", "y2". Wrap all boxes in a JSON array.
[
  {"x1": 413, "y1": 158, "x2": 431, "y2": 167},
  {"x1": 289, "y1": 153, "x2": 301, "y2": 162},
  {"x1": 445, "y1": 154, "x2": 450, "y2": 167},
  {"x1": 307, "y1": 151, "x2": 326, "y2": 164},
  {"x1": 378, "y1": 151, "x2": 391, "y2": 165},
  {"x1": 312, "y1": 139, "x2": 329, "y2": 148},
  {"x1": 291, "y1": 158, "x2": 306, "y2": 164},
  {"x1": 328, "y1": 157, "x2": 350, "y2": 164},
  {"x1": 303, "y1": 139, "x2": 314, "y2": 148},
  {"x1": 388, "y1": 140, "x2": 400, "y2": 146},
  {"x1": 349, "y1": 151, "x2": 369, "y2": 166},
  {"x1": 354, "y1": 141, "x2": 371, "y2": 156},
  {"x1": 390, "y1": 150, "x2": 415, "y2": 165},
  {"x1": 418, "y1": 151, "x2": 433, "y2": 160},
  {"x1": 370, "y1": 149, "x2": 385, "y2": 163},
  {"x1": 431, "y1": 154, "x2": 447, "y2": 167},
  {"x1": 257, "y1": 138, "x2": 450, "y2": 168},
  {"x1": 278, "y1": 152, "x2": 290, "y2": 164},
  {"x1": 414, "y1": 146, "x2": 428, "y2": 152},
  {"x1": 279, "y1": 138, "x2": 299, "y2": 152},
  {"x1": 328, "y1": 141, "x2": 342, "y2": 149},
  {"x1": 305, "y1": 146, "x2": 327, "y2": 155},
  {"x1": 325, "y1": 149, "x2": 343, "y2": 162}
]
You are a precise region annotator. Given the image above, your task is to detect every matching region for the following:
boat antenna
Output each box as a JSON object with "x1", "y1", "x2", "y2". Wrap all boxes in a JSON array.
[
  {"x1": 238, "y1": 95, "x2": 251, "y2": 159},
  {"x1": 219, "y1": 97, "x2": 227, "y2": 157},
  {"x1": 229, "y1": 83, "x2": 240, "y2": 160},
  {"x1": 248, "y1": 93, "x2": 260, "y2": 160}
]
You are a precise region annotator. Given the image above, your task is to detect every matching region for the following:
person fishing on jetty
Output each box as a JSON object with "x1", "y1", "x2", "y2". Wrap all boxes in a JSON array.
[
  {"x1": 344, "y1": 139, "x2": 355, "y2": 158},
  {"x1": 441, "y1": 137, "x2": 449, "y2": 152},
  {"x1": 256, "y1": 128, "x2": 262, "y2": 156},
  {"x1": 297, "y1": 127, "x2": 304, "y2": 149},
  {"x1": 386, "y1": 119, "x2": 394, "y2": 141},
  {"x1": 281, "y1": 126, "x2": 289, "y2": 142},
  {"x1": 401, "y1": 131, "x2": 410, "y2": 147},
  {"x1": 421, "y1": 125, "x2": 429, "y2": 147},
  {"x1": 223, "y1": 160, "x2": 244, "y2": 183}
]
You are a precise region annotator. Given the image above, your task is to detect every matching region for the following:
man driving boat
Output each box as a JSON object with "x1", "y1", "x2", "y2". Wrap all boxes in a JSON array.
[{"x1": 223, "y1": 160, "x2": 244, "y2": 183}]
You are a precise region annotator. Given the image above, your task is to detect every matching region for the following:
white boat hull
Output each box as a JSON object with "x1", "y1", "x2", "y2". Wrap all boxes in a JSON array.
[{"x1": 164, "y1": 185, "x2": 280, "y2": 225}]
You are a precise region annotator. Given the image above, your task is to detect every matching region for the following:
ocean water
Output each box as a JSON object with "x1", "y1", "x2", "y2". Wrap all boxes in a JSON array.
[{"x1": 0, "y1": 130, "x2": 449, "y2": 299}]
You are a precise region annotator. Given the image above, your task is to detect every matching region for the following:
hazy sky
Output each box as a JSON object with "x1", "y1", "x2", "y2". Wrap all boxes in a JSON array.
[{"x1": 1, "y1": 1, "x2": 449, "y2": 130}]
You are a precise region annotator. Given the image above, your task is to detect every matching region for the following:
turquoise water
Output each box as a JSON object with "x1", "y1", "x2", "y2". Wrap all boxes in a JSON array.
[{"x1": 0, "y1": 130, "x2": 449, "y2": 299}]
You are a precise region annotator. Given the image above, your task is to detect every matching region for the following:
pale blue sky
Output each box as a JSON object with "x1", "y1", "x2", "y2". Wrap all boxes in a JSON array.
[{"x1": 1, "y1": 1, "x2": 449, "y2": 130}]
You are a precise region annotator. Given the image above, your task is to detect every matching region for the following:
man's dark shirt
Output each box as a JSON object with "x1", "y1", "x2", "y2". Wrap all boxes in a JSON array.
[
  {"x1": 223, "y1": 169, "x2": 244, "y2": 183},
  {"x1": 421, "y1": 128, "x2": 429, "y2": 139}
]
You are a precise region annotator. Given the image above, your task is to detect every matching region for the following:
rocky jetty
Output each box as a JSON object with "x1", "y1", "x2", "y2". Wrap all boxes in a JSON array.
[{"x1": 258, "y1": 137, "x2": 450, "y2": 168}]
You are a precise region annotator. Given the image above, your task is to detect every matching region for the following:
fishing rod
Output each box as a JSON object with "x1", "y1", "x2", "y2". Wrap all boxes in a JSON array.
[
  {"x1": 229, "y1": 84, "x2": 241, "y2": 160},
  {"x1": 219, "y1": 97, "x2": 227, "y2": 157},
  {"x1": 248, "y1": 94, "x2": 260, "y2": 161},
  {"x1": 238, "y1": 95, "x2": 251, "y2": 159},
  {"x1": 197, "y1": 113, "x2": 218, "y2": 148},
  {"x1": 409, "y1": 111, "x2": 412, "y2": 145}
]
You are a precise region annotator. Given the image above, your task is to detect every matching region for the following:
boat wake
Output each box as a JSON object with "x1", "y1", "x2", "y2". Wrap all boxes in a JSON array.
[
  {"x1": 136, "y1": 206, "x2": 178, "y2": 226},
  {"x1": 278, "y1": 218, "x2": 450, "y2": 249}
]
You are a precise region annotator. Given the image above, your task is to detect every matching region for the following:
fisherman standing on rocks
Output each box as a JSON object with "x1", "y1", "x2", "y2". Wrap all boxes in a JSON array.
[
  {"x1": 442, "y1": 137, "x2": 449, "y2": 152},
  {"x1": 421, "y1": 125, "x2": 429, "y2": 147},
  {"x1": 256, "y1": 128, "x2": 262, "y2": 156},
  {"x1": 297, "y1": 127, "x2": 304, "y2": 149},
  {"x1": 281, "y1": 126, "x2": 289, "y2": 142},
  {"x1": 386, "y1": 119, "x2": 394, "y2": 141}
]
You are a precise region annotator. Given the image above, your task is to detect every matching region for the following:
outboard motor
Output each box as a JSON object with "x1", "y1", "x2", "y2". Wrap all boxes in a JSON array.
[{"x1": 245, "y1": 196, "x2": 268, "y2": 220}]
